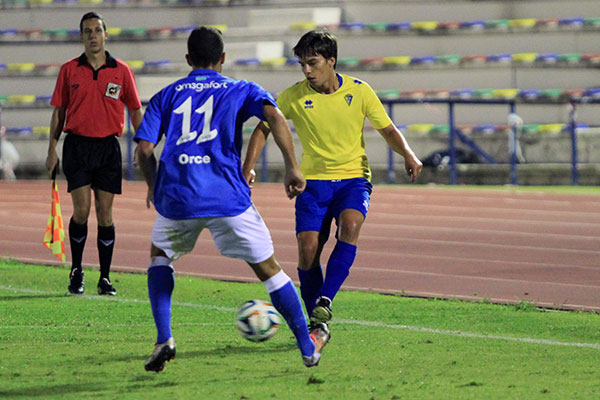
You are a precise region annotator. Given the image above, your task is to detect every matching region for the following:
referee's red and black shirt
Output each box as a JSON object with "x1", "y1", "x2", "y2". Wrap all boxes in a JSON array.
[{"x1": 51, "y1": 51, "x2": 142, "y2": 138}]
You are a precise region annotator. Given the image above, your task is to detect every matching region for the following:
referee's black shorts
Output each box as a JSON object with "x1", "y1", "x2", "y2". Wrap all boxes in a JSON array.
[{"x1": 62, "y1": 133, "x2": 122, "y2": 194}]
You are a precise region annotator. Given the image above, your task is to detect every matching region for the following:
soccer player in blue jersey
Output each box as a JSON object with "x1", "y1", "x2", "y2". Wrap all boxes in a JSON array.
[
  {"x1": 243, "y1": 30, "x2": 423, "y2": 341},
  {"x1": 134, "y1": 27, "x2": 328, "y2": 372}
]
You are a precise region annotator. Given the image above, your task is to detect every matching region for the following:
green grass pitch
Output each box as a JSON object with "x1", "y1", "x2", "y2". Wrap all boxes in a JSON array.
[{"x1": 1, "y1": 259, "x2": 599, "y2": 399}]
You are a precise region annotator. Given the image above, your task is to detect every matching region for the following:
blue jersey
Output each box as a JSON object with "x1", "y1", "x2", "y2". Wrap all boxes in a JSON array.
[{"x1": 135, "y1": 69, "x2": 276, "y2": 219}]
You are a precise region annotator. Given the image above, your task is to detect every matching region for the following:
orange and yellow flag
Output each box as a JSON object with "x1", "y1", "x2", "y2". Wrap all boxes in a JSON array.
[{"x1": 43, "y1": 180, "x2": 66, "y2": 262}]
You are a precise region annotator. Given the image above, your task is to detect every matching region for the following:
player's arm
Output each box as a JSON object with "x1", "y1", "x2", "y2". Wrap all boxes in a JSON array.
[
  {"x1": 134, "y1": 139, "x2": 157, "y2": 208},
  {"x1": 377, "y1": 123, "x2": 423, "y2": 182},
  {"x1": 45, "y1": 106, "x2": 66, "y2": 178},
  {"x1": 262, "y1": 104, "x2": 305, "y2": 199},
  {"x1": 242, "y1": 121, "x2": 271, "y2": 188},
  {"x1": 128, "y1": 107, "x2": 144, "y2": 132}
]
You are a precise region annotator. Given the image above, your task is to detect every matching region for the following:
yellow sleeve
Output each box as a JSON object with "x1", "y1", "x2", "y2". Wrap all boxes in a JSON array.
[
  {"x1": 363, "y1": 83, "x2": 393, "y2": 130},
  {"x1": 263, "y1": 90, "x2": 290, "y2": 130}
]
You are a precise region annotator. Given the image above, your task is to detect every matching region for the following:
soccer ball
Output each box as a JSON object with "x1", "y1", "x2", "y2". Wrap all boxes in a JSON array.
[{"x1": 235, "y1": 299, "x2": 282, "y2": 342}]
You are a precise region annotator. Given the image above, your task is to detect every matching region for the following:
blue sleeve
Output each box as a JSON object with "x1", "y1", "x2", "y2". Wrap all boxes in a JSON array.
[
  {"x1": 134, "y1": 92, "x2": 163, "y2": 144},
  {"x1": 243, "y1": 81, "x2": 277, "y2": 121}
]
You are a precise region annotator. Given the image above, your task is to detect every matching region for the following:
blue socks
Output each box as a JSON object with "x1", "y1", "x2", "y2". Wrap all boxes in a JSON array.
[
  {"x1": 264, "y1": 271, "x2": 315, "y2": 357},
  {"x1": 320, "y1": 240, "x2": 357, "y2": 302},
  {"x1": 147, "y1": 262, "x2": 175, "y2": 344},
  {"x1": 297, "y1": 266, "x2": 324, "y2": 315}
]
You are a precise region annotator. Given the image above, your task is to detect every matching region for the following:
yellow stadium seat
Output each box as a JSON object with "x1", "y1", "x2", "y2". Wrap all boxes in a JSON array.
[
  {"x1": 7, "y1": 63, "x2": 35, "y2": 72},
  {"x1": 7, "y1": 95, "x2": 36, "y2": 104},
  {"x1": 290, "y1": 22, "x2": 317, "y2": 31},
  {"x1": 125, "y1": 60, "x2": 145, "y2": 70},
  {"x1": 492, "y1": 89, "x2": 519, "y2": 99},
  {"x1": 407, "y1": 124, "x2": 435, "y2": 134},
  {"x1": 107, "y1": 27, "x2": 122, "y2": 36},
  {"x1": 260, "y1": 57, "x2": 287, "y2": 66},
  {"x1": 509, "y1": 19, "x2": 537, "y2": 29},
  {"x1": 383, "y1": 56, "x2": 411, "y2": 66},
  {"x1": 33, "y1": 126, "x2": 50, "y2": 137},
  {"x1": 538, "y1": 124, "x2": 565, "y2": 134},
  {"x1": 512, "y1": 53, "x2": 538, "y2": 63},
  {"x1": 411, "y1": 21, "x2": 438, "y2": 31},
  {"x1": 206, "y1": 24, "x2": 228, "y2": 33}
]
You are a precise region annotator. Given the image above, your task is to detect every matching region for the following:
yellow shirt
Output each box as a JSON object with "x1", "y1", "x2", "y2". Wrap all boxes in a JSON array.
[{"x1": 277, "y1": 74, "x2": 393, "y2": 180}]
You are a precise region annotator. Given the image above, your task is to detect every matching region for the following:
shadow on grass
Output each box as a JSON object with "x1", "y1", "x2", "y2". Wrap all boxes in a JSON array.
[
  {"x1": 0, "y1": 294, "x2": 68, "y2": 301},
  {"x1": 0, "y1": 382, "x2": 109, "y2": 398},
  {"x1": 181, "y1": 342, "x2": 299, "y2": 358},
  {"x1": 90, "y1": 342, "x2": 299, "y2": 365}
]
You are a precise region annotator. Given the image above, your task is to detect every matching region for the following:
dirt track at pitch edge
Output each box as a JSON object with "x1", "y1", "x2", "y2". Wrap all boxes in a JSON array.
[{"x1": 1, "y1": 180, "x2": 599, "y2": 312}]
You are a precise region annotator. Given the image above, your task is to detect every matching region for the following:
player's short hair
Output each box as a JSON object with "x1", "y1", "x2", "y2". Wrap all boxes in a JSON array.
[
  {"x1": 187, "y1": 26, "x2": 224, "y2": 68},
  {"x1": 79, "y1": 12, "x2": 106, "y2": 34},
  {"x1": 293, "y1": 30, "x2": 338, "y2": 67}
]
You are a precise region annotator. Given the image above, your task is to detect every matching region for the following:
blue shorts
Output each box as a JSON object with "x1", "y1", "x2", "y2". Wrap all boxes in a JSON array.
[{"x1": 295, "y1": 178, "x2": 373, "y2": 236}]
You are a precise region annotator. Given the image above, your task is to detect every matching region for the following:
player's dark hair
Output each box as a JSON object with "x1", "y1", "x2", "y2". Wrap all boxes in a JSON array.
[
  {"x1": 293, "y1": 30, "x2": 338, "y2": 68},
  {"x1": 79, "y1": 12, "x2": 106, "y2": 33},
  {"x1": 187, "y1": 26, "x2": 224, "y2": 68}
]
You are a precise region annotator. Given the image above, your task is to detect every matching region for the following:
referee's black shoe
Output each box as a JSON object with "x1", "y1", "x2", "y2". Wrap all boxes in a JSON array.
[
  {"x1": 68, "y1": 268, "x2": 84, "y2": 295},
  {"x1": 97, "y1": 278, "x2": 117, "y2": 296}
]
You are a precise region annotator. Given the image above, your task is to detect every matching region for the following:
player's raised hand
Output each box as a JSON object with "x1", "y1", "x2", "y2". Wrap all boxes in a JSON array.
[{"x1": 284, "y1": 168, "x2": 306, "y2": 199}]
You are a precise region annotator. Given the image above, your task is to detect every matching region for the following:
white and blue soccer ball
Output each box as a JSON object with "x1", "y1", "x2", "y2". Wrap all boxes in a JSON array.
[{"x1": 235, "y1": 299, "x2": 282, "y2": 342}]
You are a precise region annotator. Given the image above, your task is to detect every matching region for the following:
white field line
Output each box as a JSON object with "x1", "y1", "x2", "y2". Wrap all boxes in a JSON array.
[{"x1": 1, "y1": 285, "x2": 599, "y2": 351}]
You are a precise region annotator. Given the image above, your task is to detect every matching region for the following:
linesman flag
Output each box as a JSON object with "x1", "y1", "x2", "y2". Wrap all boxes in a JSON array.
[{"x1": 43, "y1": 168, "x2": 66, "y2": 262}]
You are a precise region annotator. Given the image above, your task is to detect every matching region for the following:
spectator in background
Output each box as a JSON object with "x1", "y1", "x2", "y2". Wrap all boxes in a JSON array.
[
  {"x1": 45, "y1": 11, "x2": 143, "y2": 296},
  {"x1": 0, "y1": 125, "x2": 20, "y2": 180}
]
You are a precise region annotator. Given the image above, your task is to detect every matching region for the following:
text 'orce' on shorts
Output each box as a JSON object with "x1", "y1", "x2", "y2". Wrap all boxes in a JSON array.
[
  {"x1": 151, "y1": 204, "x2": 275, "y2": 264},
  {"x1": 295, "y1": 177, "x2": 373, "y2": 237},
  {"x1": 62, "y1": 133, "x2": 122, "y2": 194}
]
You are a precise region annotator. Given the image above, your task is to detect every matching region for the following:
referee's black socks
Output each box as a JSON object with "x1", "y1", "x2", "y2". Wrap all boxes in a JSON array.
[
  {"x1": 97, "y1": 225, "x2": 115, "y2": 281},
  {"x1": 69, "y1": 218, "x2": 87, "y2": 271}
]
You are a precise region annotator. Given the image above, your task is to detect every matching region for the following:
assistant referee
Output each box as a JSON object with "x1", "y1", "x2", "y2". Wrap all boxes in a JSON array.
[{"x1": 45, "y1": 11, "x2": 143, "y2": 296}]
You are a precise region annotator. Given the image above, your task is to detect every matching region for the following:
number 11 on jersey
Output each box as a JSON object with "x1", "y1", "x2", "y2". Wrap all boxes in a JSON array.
[{"x1": 174, "y1": 95, "x2": 219, "y2": 145}]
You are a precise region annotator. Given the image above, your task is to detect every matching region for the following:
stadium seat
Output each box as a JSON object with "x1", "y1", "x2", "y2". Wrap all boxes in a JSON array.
[
  {"x1": 512, "y1": 53, "x2": 538, "y2": 64},
  {"x1": 486, "y1": 53, "x2": 512, "y2": 64},
  {"x1": 382, "y1": 56, "x2": 411, "y2": 67},
  {"x1": 557, "y1": 53, "x2": 582, "y2": 64},
  {"x1": 459, "y1": 20, "x2": 486, "y2": 31},
  {"x1": 484, "y1": 20, "x2": 509, "y2": 31},
  {"x1": 436, "y1": 55, "x2": 461, "y2": 65},
  {"x1": 535, "y1": 18, "x2": 559, "y2": 30},
  {"x1": 538, "y1": 123, "x2": 565, "y2": 134},
  {"x1": 558, "y1": 18, "x2": 585, "y2": 29},
  {"x1": 472, "y1": 89, "x2": 494, "y2": 99},
  {"x1": 411, "y1": 21, "x2": 438, "y2": 32},
  {"x1": 450, "y1": 89, "x2": 475, "y2": 99},
  {"x1": 437, "y1": 21, "x2": 460, "y2": 32},
  {"x1": 409, "y1": 56, "x2": 436, "y2": 66},
  {"x1": 407, "y1": 123, "x2": 435, "y2": 134},
  {"x1": 259, "y1": 57, "x2": 287, "y2": 67},
  {"x1": 125, "y1": 60, "x2": 145, "y2": 71},
  {"x1": 509, "y1": 19, "x2": 537, "y2": 30},
  {"x1": 385, "y1": 22, "x2": 411, "y2": 32},
  {"x1": 491, "y1": 89, "x2": 519, "y2": 99},
  {"x1": 535, "y1": 53, "x2": 559, "y2": 65}
]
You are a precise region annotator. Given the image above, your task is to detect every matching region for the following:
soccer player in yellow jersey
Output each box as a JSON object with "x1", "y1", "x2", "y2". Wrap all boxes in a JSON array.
[{"x1": 243, "y1": 30, "x2": 422, "y2": 342}]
